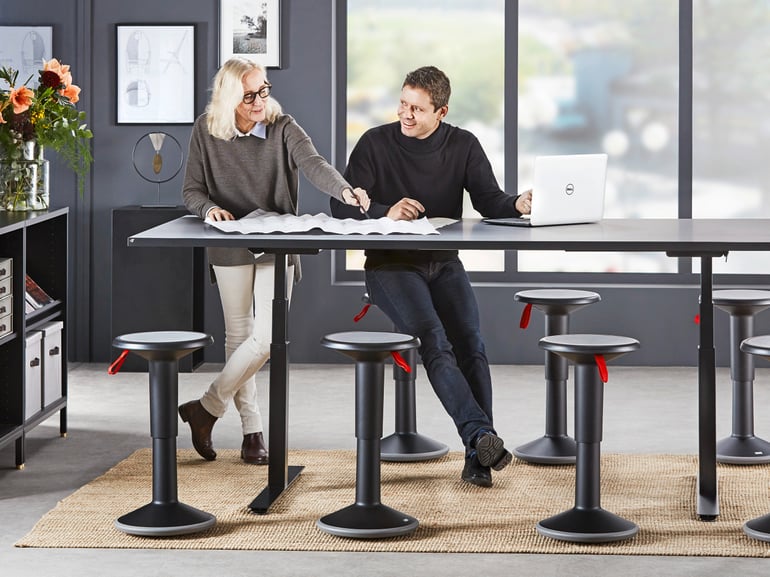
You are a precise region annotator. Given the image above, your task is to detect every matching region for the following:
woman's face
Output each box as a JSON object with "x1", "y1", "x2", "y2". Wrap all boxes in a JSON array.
[{"x1": 235, "y1": 68, "x2": 269, "y2": 131}]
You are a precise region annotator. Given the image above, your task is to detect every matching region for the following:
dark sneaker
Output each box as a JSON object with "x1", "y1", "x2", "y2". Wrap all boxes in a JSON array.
[
  {"x1": 462, "y1": 452, "x2": 492, "y2": 488},
  {"x1": 475, "y1": 431, "x2": 513, "y2": 471}
]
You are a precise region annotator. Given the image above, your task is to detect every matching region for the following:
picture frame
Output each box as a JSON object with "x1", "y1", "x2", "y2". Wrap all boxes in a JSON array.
[
  {"x1": 0, "y1": 26, "x2": 53, "y2": 88},
  {"x1": 115, "y1": 24, "x2": 196, "y2": 125},
  {"x1": 219, "y1": 0, "x2": 281, "y2": 68}
]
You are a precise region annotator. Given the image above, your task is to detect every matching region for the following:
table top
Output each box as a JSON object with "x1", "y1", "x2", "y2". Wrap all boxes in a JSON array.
[{"x1": 127, "y1": 215, "x2": 770, "y2": 254}]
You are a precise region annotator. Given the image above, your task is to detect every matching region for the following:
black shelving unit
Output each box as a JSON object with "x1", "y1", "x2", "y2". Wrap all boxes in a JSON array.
[{"x1": 0, "y1": 208, "x2": 67, "y2": 468}]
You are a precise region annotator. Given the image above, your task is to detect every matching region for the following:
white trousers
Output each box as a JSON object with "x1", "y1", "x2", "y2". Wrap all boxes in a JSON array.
[{"x1": 200, "y1": 261, "x2": 294, "y2": 434}]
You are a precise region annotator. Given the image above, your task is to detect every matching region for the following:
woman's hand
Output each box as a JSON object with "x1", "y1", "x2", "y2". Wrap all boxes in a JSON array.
[
  {"x1": 206, "y1": 207, "x2": 235, "y2": 221},
  {"x1": 342, "y1": 187, "x2": 371, "y2": 211}
]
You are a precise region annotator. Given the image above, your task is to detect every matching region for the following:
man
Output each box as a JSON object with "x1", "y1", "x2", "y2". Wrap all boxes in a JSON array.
[{"x1": 331, "y1": 66, "x2": 532, "y2": 487}]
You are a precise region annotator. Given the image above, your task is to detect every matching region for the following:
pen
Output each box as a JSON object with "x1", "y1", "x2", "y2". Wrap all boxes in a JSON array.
[{"x1": 360, "y1": 206, "x2": 372, "y2": 220}]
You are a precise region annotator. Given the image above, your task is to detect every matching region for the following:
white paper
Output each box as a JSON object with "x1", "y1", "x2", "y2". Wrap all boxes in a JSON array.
[{"x1": 206, "y1": 210, "x2": 440, "y2": 235}]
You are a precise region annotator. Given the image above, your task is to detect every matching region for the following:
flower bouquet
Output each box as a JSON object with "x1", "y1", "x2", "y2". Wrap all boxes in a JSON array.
[{"x1": 0, "y1": 59, "x2": 93, "y2": 210}]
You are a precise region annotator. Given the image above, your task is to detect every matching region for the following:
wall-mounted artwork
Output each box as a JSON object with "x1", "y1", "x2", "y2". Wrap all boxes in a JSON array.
[
  {"x1": 220, "y1": 0, "x2": 281, "y2": 68},
  {"x1": 116, "y1": 24, "x2": 196, "y2": 124},
  {"x1": 0, "y1": 26, "x2": 53, "y2": 88}
]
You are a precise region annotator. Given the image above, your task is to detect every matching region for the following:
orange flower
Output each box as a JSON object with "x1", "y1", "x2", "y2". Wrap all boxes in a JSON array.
[
  {"x1": 0, "y1": 109, "x2": 5, "y2": 124},
  {"x1": 44, "y1": 59, "x2": 73, "y2": 87},
  {"x1": 9, "y1": 86, "x2": 34, "y2": 114},
  {"x1": 60, "y1": 83, "x2": 81, "y2": 104}
]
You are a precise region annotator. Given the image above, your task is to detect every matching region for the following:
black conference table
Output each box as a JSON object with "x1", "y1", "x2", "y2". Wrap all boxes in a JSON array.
[{"x1": 128, "y1": 216, "x2": 770, "y2": 520}]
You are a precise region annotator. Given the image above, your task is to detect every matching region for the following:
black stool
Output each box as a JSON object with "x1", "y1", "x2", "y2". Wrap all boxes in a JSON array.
[
  {"x1": 536, "y1": 334, "x2": 640, "y2": 543},
  {"x1": 111, "y1": 331, "x2": 216, "y2": 536},
  {"x1": 514, "y1": 289, "x2": 601, "y2": 464},
  {"x1": 738, "y1": 335, "x2": 770, "y2": 542},
  {"x1": 318, "y1": 331, "x2": 420, "y2": 538},
  {"x1": 712, "y1": 290, "x2": 770, "y2": 464},
  {"x1": 355, "y1": 294, "x2": 449, "y2": 462}
]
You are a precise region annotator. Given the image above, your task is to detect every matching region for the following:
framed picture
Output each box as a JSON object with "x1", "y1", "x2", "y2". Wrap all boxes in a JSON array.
[
  {"x1": 0, "y1": 26, "x2": 53, "y2": 88},
  {"x1": 220, "y1": 0, "x2": 281, "y2": 68},
  {"x1": 116, "y1": 24, "x2": 196, "y2": 124}
]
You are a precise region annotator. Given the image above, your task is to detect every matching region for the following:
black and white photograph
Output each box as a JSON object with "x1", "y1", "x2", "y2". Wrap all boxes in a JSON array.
[
  {"x1": 115, "y1": 24, "x2": 196, "y2": 124},
  {"x1": 219, "y1": 0, "x2": 281, "y2": 68},
  {"x1": 0, "y1": 26, "x2": 53, "y2": 88}
]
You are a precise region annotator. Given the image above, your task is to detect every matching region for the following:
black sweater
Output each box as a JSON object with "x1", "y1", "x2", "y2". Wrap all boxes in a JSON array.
[{"x1": 330, "y1": 121, "x2": 521, "y2": 266}]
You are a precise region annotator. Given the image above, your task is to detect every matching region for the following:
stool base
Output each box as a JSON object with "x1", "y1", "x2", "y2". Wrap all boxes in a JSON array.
[
  {"x1": 115, "y1": 501, "x2": 216, "y2": 536},
  {"x1": 317, "y1": 503, "x2": 418, "y2": 539},
  {"x1": 537, "y1": 507, "x2": 639, "y2": 543},
  {"x1": 744, "y1": 513, "x2": 770, "y2": 542},
  {"x1": 513, "y1": 435, "x2": 577, "y2": 465},
  {"x1": 380, "y1": 432, "x2": 450, "y2": 462},
  {"x1": 716, "y1": 435, "x2": 770, "y2": 464}
]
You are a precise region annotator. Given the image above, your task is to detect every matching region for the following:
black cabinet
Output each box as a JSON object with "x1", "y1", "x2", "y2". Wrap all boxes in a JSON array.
[
  {"x1": 0, "y1": 208, "x2": 68, "y2": 468},
  {"x1": 111, "y1": 206, "x2": 204, "y2": 372}
]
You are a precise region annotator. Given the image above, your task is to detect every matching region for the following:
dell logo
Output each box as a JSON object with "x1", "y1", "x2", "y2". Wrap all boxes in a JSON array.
[{"x1": 565, "y1": 183, "x2": 575, "y2": 195}]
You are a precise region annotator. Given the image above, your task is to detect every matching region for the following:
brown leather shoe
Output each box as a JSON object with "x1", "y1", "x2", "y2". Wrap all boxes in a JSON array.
[
  {"x1": 178, "y1": 400, "x2": 218, "y2": 461},
  {"x1": 241, "y1": 432, "x2": 268, "y2": 465}
]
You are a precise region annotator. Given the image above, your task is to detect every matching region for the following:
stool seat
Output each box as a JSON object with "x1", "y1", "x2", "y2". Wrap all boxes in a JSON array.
[
  {"x1": 515, "y1": 289, "x2": 601, "y2": 312},
  {"x1": 318, "y1": 331, "x2": 420, "y2": 538},
  {"x1": 712, "y1": 291, "x2": 770, "y2": 464},
  {"x1": 738, "y1": 335, "x2": 770, "y2": 542},
  {"x1": 112, "y1": 330, "x2": 215, "y2": 537},
  {"x1": 536, "y1": 333, "x2": 640, "y2": 543},
  {"x1": 113, "y1": 331, "x2": 213, "y2": 359},
  {"x1": 540, "y1": 334, "x2": 639, "y2": 361}
]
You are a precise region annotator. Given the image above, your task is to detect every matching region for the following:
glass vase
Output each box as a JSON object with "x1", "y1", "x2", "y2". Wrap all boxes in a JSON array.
[{"x1": 0, "y1": 142, "x2": 49, "y2": 211}]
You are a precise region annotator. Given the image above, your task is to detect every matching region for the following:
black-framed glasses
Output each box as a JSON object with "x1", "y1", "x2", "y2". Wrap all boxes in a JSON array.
[{"x1": 242, "y1": 83, "x2": 272, "y2": 104}]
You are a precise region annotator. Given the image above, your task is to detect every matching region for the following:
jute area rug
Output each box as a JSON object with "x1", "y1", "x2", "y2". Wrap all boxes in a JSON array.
[{"x1": 15, "y1": 449, "x2": 770, "y2": 556}]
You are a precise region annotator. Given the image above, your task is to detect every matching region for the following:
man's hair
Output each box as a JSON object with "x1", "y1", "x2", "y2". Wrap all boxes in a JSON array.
[{"x1": 402, "y1": 66, "x2": 451, "y2": 111}]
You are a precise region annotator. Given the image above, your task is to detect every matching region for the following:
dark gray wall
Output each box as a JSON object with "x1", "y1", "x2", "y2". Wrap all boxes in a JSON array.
[{"x1": 4, "y1": 0, "x2": 769, "y2": 367}]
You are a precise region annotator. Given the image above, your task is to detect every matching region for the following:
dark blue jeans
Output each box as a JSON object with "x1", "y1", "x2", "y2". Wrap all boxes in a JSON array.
[{"x1": 365, "y1": 258, "x2": 496, "y2": 451}]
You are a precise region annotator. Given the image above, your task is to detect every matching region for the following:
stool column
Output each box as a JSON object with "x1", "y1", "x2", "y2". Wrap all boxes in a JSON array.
[
  {"x1": 573, "y1": 363, "x2": 603, "y2": 512},
  {"x1": 355, "y1": 360, "x2": 385, "y2": 507},
  {"x1": 149, "y1": 358, "x2": 179, "y2": 505},
  {"x1": 729, "y1": 314, "x2": 755, "y2": 439},
  {"x1": 544, "y1": 314, "x2": 570, "y2": 440}
]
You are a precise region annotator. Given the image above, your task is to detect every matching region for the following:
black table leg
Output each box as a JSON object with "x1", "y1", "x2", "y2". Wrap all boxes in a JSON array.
[
  {"x1": 697, "y1": 255, "x2": 718, "y2": 520},
  {"x1": 250, "y1": 252, "x2": 303, "y2": 514}
]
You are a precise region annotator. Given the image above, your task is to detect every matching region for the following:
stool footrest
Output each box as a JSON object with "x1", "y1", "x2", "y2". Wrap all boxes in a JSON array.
[
  {"x1": 513, "y1": 435, "x2": 577, "y2": 465},
  {"x1": 380, "y1": 432, "x2": 450, "y2": 462},
  {"x1": 317, "y1": 503, "x2": 418, "y2": 538},
  {"x1": 115, "y1": 501, "x2": 216, "y2": 536},
  {"x1": 537, "y1": 507, "x2": 638, "y2": 543}
]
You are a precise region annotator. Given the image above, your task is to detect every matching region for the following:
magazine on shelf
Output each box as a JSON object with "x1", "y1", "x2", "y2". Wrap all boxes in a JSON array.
[{"x1": 25, "y1": 274, "x2": 54, "y2": 309}]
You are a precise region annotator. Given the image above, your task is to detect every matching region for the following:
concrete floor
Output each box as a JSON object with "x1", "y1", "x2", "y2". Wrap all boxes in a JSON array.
[{"x1": 2, "y1": 362, "x2": 770, "y2": 576}]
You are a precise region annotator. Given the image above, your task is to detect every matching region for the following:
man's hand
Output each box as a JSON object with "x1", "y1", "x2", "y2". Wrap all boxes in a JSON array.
[
  {"x1": 516, "y1": 189, "x2": 532, "y2": 215},
  {"x1": 387, "y1": 198, "x2": 425, "y2": 221}
]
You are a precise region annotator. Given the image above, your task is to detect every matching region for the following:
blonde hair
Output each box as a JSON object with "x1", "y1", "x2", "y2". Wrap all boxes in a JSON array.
[{"x1": 206, "y1": 57, "x2": 282, "y2": 140}]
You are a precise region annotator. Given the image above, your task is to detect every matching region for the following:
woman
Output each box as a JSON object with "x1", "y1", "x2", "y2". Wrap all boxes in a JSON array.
[{"x1": 179, "y1": 57, "x2": 369, "y2": 464}]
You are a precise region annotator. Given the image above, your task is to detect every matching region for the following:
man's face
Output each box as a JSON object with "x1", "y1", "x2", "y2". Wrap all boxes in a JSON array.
[{"x1": 397, "y1": 85, "x2": 447, "y2": 140}]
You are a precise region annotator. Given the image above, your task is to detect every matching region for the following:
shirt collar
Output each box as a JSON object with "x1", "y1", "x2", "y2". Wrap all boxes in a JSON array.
[{"x1": 234, "y1": 122, "x2": 267, "y2": 139}]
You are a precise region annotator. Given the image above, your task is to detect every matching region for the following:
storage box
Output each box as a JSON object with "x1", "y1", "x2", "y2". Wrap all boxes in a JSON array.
[
  {"x1": 25, "y1": 331, "x2": 43, "y2": 419},
  {"x1": 0, "y1": 257, "x2": 10, "y2": 280},
  {"x1": 40, "y1": 321, "x2": 64, "y2": 407}
]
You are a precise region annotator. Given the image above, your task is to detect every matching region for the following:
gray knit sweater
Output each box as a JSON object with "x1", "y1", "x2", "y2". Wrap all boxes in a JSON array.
[{"x1": 182, "y1": 112, "x2": 351, "y2": 280}]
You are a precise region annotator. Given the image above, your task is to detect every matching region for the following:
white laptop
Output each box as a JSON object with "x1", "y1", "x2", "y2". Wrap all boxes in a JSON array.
[{"x1": 483, "y1": 153, "x2": 607, "y2": 227}]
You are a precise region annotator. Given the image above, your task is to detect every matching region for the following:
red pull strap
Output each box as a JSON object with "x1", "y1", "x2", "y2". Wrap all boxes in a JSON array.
[
  {"x1": 108, "y1": 350, "x2": 130, "y2": 375},
  {"x1": 391, "y1": 351, "x2": 412, "y2": 373},
  {"x1": 353, "y1": 303, "x2": 371, "y2": 322},
  {"x1": 594, "y1": 354, "x2": 608, "y2": 383},
  {"x1": 693, "y1": 314, "x2": 700, "y2": 325},
  {"x1": 519, "y1": 303, "x2": 533, "y2": 329}
]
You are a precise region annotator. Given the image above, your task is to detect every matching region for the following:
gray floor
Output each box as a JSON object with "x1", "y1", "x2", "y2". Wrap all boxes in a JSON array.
[{"x1": 2, "y1": 362, "x2": 770, "y2": 576}]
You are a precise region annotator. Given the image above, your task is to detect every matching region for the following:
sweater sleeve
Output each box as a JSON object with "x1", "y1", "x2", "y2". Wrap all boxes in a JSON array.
[
  {"x1": 330, "y1": 131, "x2": 391, "y2": 220},
  {"x1": 182, "y1": 117, "x2": 218, "y2": 219},
  {"x1": 464, "y1": 137, "x2": 521, "y2": 218},
  {"x1": 283, "y1": 117, "x2": 350, "y2": 203}
]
